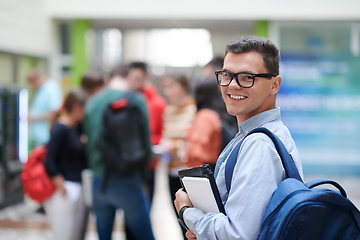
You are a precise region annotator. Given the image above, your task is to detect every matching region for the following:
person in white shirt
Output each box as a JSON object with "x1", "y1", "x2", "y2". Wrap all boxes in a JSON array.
[{"x1": 174, "y1": 35, "x2": 303, "y2": 240}]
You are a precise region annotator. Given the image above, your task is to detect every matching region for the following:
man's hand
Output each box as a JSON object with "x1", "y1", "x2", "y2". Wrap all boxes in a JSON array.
[
  {"x1": 174, "y1": 188, "x2": 193, "y2": 213},
  {"x1": 28, "y1": 111, "x2": 54, "y2": 123},
  {"x1": 175, "y1": 189, "x2": 196, "y2": 239},
  {"x1": 51, "y1": 175, "x2": 66, "y2": 197},
  {"x1": 186, "y1": 230, "x2": 197, "y2": 240}
]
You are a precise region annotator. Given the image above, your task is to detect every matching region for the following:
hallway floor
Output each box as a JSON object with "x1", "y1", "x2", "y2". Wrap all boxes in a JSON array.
[
  {"x1": 0, "y1": 160, "x2": 359, "y2": 240},
  {"x1": 0, "y1": 161, "x2": 183, "y2": 240}
]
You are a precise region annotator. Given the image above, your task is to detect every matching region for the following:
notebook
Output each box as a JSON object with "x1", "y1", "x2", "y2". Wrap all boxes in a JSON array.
[{"x1": 178, "y1": 164, "x2": 226, "y2": 215}]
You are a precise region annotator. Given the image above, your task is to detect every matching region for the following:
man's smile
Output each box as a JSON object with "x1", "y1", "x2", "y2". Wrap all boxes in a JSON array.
[{"x1": 229, "y1": 94, "x2": 247, "y2": 100}]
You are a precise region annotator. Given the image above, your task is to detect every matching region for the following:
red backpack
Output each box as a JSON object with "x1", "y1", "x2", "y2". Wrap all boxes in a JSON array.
[{"x1": 21, "y1": 145, "x2": 56, "y2": 203}]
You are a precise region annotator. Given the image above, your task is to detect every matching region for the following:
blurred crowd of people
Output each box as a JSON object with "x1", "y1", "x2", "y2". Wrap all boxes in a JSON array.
[{"x1": 26, "y1": 57, "x2": 238, "y2": 240}]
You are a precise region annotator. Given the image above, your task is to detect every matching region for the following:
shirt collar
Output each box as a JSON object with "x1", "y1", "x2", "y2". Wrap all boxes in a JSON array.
[{"x1": 238, "y1": 107, "x2": 281, "y2": 135}]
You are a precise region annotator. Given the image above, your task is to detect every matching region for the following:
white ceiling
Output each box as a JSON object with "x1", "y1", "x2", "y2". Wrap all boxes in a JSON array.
[{"x1": 90, "y1": 19, "x2": 254, "y2": 32}]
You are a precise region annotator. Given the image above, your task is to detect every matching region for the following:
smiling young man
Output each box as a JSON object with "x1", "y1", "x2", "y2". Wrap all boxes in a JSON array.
[{"x1": 174, "y1": 35, "x2": 303, "y2": 240}]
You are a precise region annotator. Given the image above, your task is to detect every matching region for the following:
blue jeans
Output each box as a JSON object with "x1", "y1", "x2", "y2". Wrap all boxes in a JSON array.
[{"x1": 92, "y1": 174, "x2": 155, "y2": 240}]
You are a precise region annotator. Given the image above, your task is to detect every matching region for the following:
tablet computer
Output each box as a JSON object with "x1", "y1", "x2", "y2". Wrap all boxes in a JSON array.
[{"x1": 178, "y1": 164, "x2": 226, "y2": 215}]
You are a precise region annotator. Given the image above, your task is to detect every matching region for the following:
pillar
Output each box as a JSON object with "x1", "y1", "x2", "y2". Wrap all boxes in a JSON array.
[
  {"x1": 255, "y1": 20, "x2": 269, "y2": 38},
  {"x1": 71, "y1": 19, "x2": 91, "y2": 86}
]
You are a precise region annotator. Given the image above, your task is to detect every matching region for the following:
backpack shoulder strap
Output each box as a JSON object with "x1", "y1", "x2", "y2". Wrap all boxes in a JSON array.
[
  {"x1": 225, "y1": 127, "x2": 302, "y2": 193},
  {"x1": 224, "y1": 138, "x2": 243, "y2": 193},
  {"x1": 124, "y1": 90, "x2": 137, "y2": 103},
  {"x1": 111, "y1": 90, "x2": 136, "y2": 105}
]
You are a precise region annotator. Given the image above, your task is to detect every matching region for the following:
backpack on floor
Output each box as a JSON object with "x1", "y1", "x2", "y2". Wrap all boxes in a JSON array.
[
  {"x1": 21, "y1": 145, "x2": 55, "y2": 203},
  {"x1": 225, "y1": 127, "x2": 360, "y2": 240},
  {"x1": 98, "y1": 91, "x2": 150, "y2": 177}
]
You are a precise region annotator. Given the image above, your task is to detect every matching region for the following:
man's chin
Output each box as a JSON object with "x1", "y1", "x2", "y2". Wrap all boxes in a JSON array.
[{"x1": 225, "y1": 106, "x2": 239, "y2": 117}]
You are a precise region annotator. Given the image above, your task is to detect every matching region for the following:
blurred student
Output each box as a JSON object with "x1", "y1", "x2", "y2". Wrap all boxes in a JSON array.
[
  {"x1": 202, "y1": 56, "x2": 225, "y2": 81},
  {"x1": 80, "y1": 71, "x2": 105, "y2": 95},
  {"x1": 201, "y1": 56, "x2": 238, "y2": 140},
  {"x1": 184, "y1": 79, "x2": 237, "y2": 170},
  {"x1": 27, "y1": 69, "x2": 63, "y2": 148},
  {"x1": 84, "y1": 64, "x2": 155, "y2": 240},
  {"x1": 78, "y1": 71, "x2": 105, "y2": 240},
  {"x1": 127, "y1": 61, "x2": 167, "y2": 204},
  {"x1": 160, "y1": 73, "x2": 197, "y2": 240},
  {"x1": 43, "y1": 88, "x2": 89, "y2": 240}
]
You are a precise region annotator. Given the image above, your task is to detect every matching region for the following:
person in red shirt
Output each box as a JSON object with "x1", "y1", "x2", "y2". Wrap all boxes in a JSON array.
[{"x1": 127, "y1": 61, "x2": 167, "y2": 204}]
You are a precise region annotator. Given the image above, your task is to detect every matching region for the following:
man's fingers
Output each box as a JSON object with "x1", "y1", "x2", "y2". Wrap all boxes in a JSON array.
[{"x1": 185, "y1": 230, "x2": 197, "y2": 240}]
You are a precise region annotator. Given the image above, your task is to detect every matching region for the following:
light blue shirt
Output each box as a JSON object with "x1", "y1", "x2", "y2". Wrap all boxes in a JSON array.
[
  {"x1": 30, "y1": 80, "x2": 62, "y2": 145},
  {"x1": 183, "y1": 107, "x2": 303, "y2": 240}
]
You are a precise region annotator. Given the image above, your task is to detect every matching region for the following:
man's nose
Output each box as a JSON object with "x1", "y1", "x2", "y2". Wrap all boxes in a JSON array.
[{"x1": 229, "y1": 78, "x2": 241, "y2": 88}]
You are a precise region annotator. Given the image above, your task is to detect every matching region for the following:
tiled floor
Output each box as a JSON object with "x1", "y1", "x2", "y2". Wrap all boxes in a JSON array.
[
  {"x1": 0, "y1": 161, "x2": 183, "y2": 240},
  {"x1": 0, "y1": 161, "x2": 359, "y2": 240}
]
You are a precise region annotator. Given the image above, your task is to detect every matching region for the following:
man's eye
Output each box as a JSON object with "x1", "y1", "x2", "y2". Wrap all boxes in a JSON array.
[{"x1": 243, "y1": 75, "x2": 253, "y2": 81}]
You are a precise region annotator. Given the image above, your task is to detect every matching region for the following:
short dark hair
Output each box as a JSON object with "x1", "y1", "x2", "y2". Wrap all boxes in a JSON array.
[
  {"x1": 225, "y1": 35, "x2": 280, "y2": 75},
  {"x1": 64, "y1": 88, "x2": 89, "y2": 113},
  {"x1": 81, "y1": 72, "x2": 104, "y2": 93},
  {"x1": 166, "y1": 74, "x2": 191, "y2": 93},
  {"x1": 109, "y1": 64, "x2": 129, "y2": 79},
  {"x1": 206, "y1": 56, "x2": 224, "y2": 71},
  {"x1": 129, "y1": 61, "x2": 148, "y2": 74}
]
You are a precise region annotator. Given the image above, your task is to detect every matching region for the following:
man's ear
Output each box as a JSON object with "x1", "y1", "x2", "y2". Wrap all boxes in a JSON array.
[{"x1": 270, "y1": 75, "x2": 282, "y2": 94}]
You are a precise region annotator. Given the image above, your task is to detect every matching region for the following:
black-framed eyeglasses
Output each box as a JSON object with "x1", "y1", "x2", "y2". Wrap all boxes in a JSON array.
[{"x1": 215, "y1": 70, "x2": 277, "y2": 88}]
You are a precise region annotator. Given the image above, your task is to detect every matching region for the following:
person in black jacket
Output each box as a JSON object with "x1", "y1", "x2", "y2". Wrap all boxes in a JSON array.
[{"x1": 44, "y1": 88, "x2": 89, "y2": 240}]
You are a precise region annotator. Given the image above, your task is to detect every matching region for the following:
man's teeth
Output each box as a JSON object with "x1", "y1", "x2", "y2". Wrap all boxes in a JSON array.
[{"x1": 230, "y1": 95, "x2": 246, "y2": 100}]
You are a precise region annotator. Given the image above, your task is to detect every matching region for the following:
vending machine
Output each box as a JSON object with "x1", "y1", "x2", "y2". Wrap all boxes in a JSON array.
[{"x1": 0, "y1": 87, "x2": 28, "y2": 209}]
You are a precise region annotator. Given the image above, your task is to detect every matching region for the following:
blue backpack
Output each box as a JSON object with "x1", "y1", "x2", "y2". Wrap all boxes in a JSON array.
[{"x1": 225, "y1": 127, "x2": 360, "y2": 240}]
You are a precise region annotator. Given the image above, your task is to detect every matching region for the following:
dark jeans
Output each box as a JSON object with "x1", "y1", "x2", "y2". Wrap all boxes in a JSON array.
[{"x1": 92, "y1": 174, "x2": 155, "y2": 240}]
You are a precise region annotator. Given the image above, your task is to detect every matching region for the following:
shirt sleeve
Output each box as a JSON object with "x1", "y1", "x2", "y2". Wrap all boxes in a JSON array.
[
  {"x1": 183, "y1": 133, "x2": 285, "y2": 240},
  {"x1": 44, "y1": 124, "x2": 67, "y2": 177}
]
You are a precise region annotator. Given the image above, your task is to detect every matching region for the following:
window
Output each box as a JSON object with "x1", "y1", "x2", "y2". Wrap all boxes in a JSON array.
[{"x1": 146, "y1": 28, "x2": 213, "y2": 67}]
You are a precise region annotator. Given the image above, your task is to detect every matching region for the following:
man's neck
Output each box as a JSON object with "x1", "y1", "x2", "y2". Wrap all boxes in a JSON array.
[
  {"x1": 236, "y1": 106, "x2": 277, "y2": 126},
  {"x1": 35, "y1": 78, "x2": 46, "y2": 90},
  {"x1": 107, "y1": 77, "x2": 129, "y2": 90}
]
